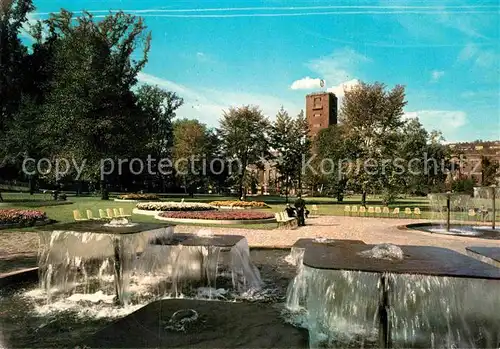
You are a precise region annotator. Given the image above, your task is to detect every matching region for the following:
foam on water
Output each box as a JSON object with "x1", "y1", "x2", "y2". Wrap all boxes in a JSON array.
[
  {"x1": 358, "y1": 243, "x2": 404, "y2": 260},
  {"x1": 427, "y1": 227, "x2": 482, "y2": 236}
]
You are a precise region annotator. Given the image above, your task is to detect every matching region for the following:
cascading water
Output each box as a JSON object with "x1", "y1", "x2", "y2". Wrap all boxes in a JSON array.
[
  {"x1": 390, "y1": 274, "x2": 500, "y2": 348},
  {"x1": 35, "y1": 221, "x2": 262, "y2": 314},
  {"x1": 424, "y1": 191, "x2": 500, "y2": 236},
  {"x1": 427, "y1": 193, "x2": 473, "y2": 226},
  {"x1": 38, "y1": 225, "x2": 174, "y2": 304},
  {"x1": 303, "y1": 267, "x2": 380, "y2": 348},
  {"x1": 285, "y1": 242, "x2": 500, "y2": 348}
]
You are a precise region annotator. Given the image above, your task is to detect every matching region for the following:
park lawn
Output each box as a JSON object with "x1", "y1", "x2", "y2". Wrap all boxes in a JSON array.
[
  {"x1": 5, "y1": 192, "x2": 496, "y2": 225},
  {"x1": 0, "y1": 194, "x2": 279, "y2": 230},
  {"x1": 1, "y1": 192, "x2": 433, "y2": 223}
]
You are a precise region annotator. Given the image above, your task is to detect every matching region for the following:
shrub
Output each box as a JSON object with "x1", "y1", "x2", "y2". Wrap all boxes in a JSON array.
[
  {"x1": 209, "y1": 200, "x2": 270, "y2": 208},
  {"x1": 136, "y1": 202, "x2": 216, "y2": 211},
  {"x1": 159, "y1": 210, "x2": 274, "y2": 220},
  {"x1": 119, "y1": 193, "x2": 160, "y2": 200},
  {"x1": 0, "y1": 209, "x2": 47, "y2": 226}
]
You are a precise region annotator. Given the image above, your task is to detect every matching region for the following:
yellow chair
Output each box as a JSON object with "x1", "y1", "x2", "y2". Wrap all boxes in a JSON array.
[
  {"x1": 414, "y1": 207, "x2": 421, "y2": 219},
  {"x1": 404, "y1": 207, "x2": 412, "y2": 218},
  {"x1": 106, "y1": 208, "x2": 114, "y2": 219},
  {"x1": 351, "y1": 206, "x2": 358, "y2": 216},
  {"x1": 468, "y1": 209, "x2": 477, "y2": 222},
  {"x1": 73, "y1": 210, "x2": 88, "y2": 221},
  {"x1": 113, "y1": 208, "x2": 120, "y2": 218},
  {"x1": 392, "y1": 208, "x2": 400, "y2": 218},
  {"x1": 86, "y1": 209, "x2": 97, "y2": 220},
  {"x1": 344, "y1": 205, "x2": 351, "y2": 216},
  {"x1": 368, "y1": 207, "x2": 375, "y2": 217},
  {"x1": 382, "y1": 206, "x2": 390, "y2": 217},
  {"x1": 359, "y1": 206, "x2": 367, "y2": 217},
  {"x1": 375, "y1": 207, "x2": 382, "y2": 217},
  {"x1": 311, "y1": 204, "x2": 319, "y2": 216},
  {"x1": 99, "y1": 209, "x2": 111, "y2": 219},
  {"x1": 119, "y1": 208, "x2": 131, "y2": 218}
]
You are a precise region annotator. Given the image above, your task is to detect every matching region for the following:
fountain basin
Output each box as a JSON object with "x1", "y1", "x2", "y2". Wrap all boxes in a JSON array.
[
  {"x1": 35, "y1": 221, "x2": 261, "y2": 306},
  {"x1": 286, "y1": 238, "x2": 366, "y2": 268},
  {"x1": 466, "y1": 246, "x2": 500, "y2": 268},
  {"x1": 295, "y1": 243, "x2": 500, "y2": 348},
  {"x1": 406, "y1": 222, "x2": 500, "y2": 240},
  {"x1": 79, "y1": 299, "x2": 308, "y2": 348}
]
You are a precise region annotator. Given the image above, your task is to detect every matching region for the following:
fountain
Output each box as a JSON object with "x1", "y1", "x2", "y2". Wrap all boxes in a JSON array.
[
  {"x1": 285, "y1": 241, "x2": 500, "y2": 348},
  {"x1": 408, "y1": 189, "x2": 500, "y2": 239},
  {"x1": 36, "y1": 220, "x2": 262, "y2": 306}
]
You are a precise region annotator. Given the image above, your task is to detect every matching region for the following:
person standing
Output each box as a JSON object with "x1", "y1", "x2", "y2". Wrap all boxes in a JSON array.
[{"x1": 294, "y1": 194, "x2": 306, "y2": 226}]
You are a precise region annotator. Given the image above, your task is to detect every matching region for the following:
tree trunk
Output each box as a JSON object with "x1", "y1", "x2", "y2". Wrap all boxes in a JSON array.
[
  {"x1": 297, "y1": 170, "x2": 302, "y2": 196},
  {"x1": 362, "y1": 191, "x2": 367, "y2": 207},
  {"x1": 238, "y1": 169, "x2": 246, "y2": 200},
  {"x1": 101, "y1": 178, "x2": 109, "y2": 200},
  {"x1": 285, "y1": 175, "x2": 289, "y2": 204},
  {"x1": 29, "y1": 176, "x2": 34, "y2": 195}
]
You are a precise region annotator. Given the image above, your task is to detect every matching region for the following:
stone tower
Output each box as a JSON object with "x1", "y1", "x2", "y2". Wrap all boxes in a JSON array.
[{"x1": 305, "y1": 92, "x2": 338, "y2": 138}]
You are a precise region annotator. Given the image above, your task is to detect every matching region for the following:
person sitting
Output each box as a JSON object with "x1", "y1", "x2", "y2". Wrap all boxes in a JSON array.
[
  {"x1": 285, "y1": 204, "x2": 295, "y2": 218},
  {"x1": 294, "y1": 194, "x2": 306, "y2": 226}
]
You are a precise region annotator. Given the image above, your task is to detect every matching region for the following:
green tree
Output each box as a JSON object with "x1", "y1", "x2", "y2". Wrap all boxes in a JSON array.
[
  {"x1": 313, "y1": 124, "x2": 352, "y2": 200},
  {"x1": 35, "y1": 10, "x2": 151, "y2": 198},
  {"x1": 0, "y1": 0, "x2": 35, "y2": 200},
  {"x1": 481, "y1": 156, "x2": 499, "y2": 186},
  {"x1": 270, "y1": 107, "x2": 294, "y2": 201},
  {"x1": 292, "y1": 110, "x2": 312, "y2": 193},
  {"x1": 136, "y1": 84, "x2": 183, "y2": 191},
  {"x1": 172, "y1": 119, "x2": 210, "y2": 196},
  {"x1": 270, "y1": 108, "x2": 311, "y2": 201},
  {"x1": 219, "y1": 105, "x2": 270, "y2": 199},
  {"x1": 340, "y1": 82, "x2": 407, "y2": 205}
]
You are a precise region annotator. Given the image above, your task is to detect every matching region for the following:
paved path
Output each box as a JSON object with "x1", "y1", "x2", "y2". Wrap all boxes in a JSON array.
[
  {"x1": 1, "y1": 216, "x2": 499, "y2": 275},
  {"x1": 175, "y1": 216, "x2": 500, "y2": 254}
]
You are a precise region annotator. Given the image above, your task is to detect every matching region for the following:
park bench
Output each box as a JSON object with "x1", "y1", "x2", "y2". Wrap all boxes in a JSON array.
[{"x1": 275, "y1": 212, "x2": 297, "y2": 229}]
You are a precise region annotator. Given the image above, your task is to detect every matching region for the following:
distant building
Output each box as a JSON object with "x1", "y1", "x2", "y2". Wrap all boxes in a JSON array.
[
  {"x1": 305, "y1": 92, "x2": 338, "y2": 138},
  {"x1": 448, "y1": 141, "x2": 500, "y2": 185}
]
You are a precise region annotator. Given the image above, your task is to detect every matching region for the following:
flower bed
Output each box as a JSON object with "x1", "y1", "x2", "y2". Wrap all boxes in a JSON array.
[
  {"x1": 118, "y1": 193, "x2": 160, "y2": 201},
  {"x1": 159, "y1": 210, "x2": 274, "y2": 221},
  {"x1": 209, "y1": 200, "x2": 270, "y2": 209},
  {"x1": 136, "y1": 202, "x2": 216, "y2": 212},
  {"x1": 0, "y1": 209, "x2": 48, "y2": 227}
]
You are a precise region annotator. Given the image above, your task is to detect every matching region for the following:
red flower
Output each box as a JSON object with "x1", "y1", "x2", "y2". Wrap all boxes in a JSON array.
[
  {"x1": 0, "y1": 209, "x2": 47, "y2": 225},
  {"x1": 159, "y1": 210, "x2": 274, "y2": 220}
]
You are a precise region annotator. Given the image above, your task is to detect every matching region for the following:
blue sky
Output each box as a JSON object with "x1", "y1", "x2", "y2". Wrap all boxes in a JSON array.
[{"x1": 28, "y1": 0, "x2": 499, "y2": 142}]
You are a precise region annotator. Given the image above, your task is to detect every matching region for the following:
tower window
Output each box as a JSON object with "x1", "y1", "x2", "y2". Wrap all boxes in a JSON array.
[{"x1": 313, "y1": 97, "x2": 322, "y2": 109}]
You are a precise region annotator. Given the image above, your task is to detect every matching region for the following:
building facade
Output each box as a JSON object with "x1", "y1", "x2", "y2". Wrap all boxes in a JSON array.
[
  {"x1": 448, "y1": 141, "x2": 500, "y2": 185},
  {"x1": 305, "y1": 92, "x2": 338, "y2": 138}
]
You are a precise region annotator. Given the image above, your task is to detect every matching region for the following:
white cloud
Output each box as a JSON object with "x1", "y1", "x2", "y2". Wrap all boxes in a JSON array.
[
  {"x1": 327, "y1": 79, "x2": 360, "y2": 96},
  {"x1": 458, "y1": 43, "x2": 500, "y2": 69},
  {"x1": 430, "y1": 70, "x2": 445, "y2": 82},
  {"x1": 307, "y1": 47, "x2": 369, "y2": 85},
  {"x1": 290, "y1": 77, "x2": 322, "y2": 90},
  {"x1": 404, "y1": 110, "x2": 468, "y2": 139},
  {"x1": 20, "y1": 13, "x2": 41, "y2": 42},
  {"x1": 137, "y1": 73, "x2": 302, "y2": 126}
]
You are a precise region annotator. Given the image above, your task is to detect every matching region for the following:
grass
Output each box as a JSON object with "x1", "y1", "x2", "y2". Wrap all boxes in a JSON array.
[{"x1": 1, "y1": 192, "x2": 498, "y2": 229}]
